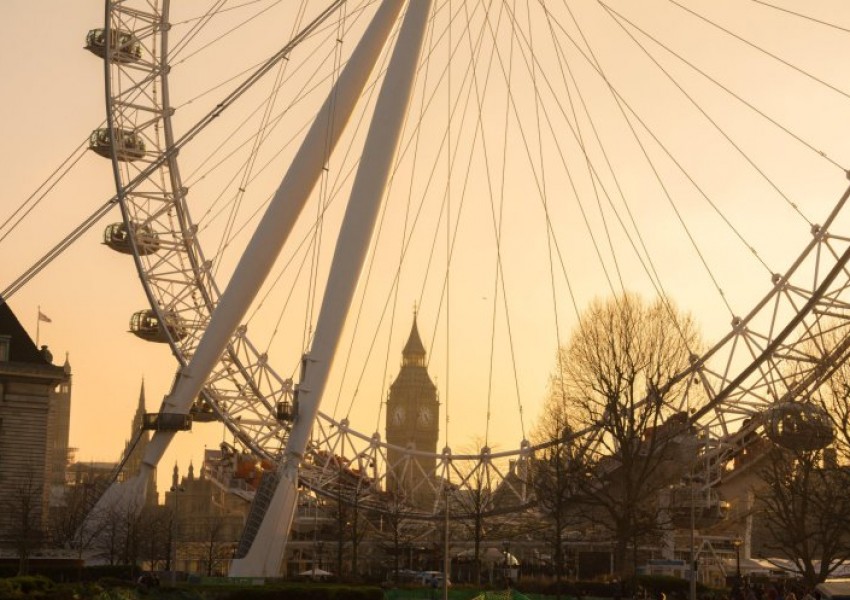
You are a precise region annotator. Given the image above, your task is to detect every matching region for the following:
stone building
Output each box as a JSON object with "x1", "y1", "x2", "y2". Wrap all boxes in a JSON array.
[
  {"x1": 385, "y1": 314, "x2": 440, "y2": 507},
  {"x1": 121, "y1": 380, "x2": 158, "y2": 506},
  {"x1": 166, "y1": 458, "x2": 246, "y2": 575},
  {"x1": 0, "y1": 300, "x2": 68, "y2": 549}
]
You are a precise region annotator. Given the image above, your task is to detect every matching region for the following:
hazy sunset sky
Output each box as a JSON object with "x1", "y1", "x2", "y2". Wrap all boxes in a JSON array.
[{"x1": 3, "y1": 1, "x2": 850, "y2": 497}]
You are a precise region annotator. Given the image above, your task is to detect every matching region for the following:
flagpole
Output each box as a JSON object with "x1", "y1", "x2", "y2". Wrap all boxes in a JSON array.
[{"x1": 36, "y1": 305, "x2": 40, "y2": 347}]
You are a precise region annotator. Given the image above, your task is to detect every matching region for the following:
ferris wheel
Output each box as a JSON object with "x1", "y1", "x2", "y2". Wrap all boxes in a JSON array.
[{"x1": 82, "y1": 0, "x2": 850, "y2": 576}]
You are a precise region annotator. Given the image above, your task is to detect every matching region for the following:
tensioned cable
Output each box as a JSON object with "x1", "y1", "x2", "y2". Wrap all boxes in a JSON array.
[
  {"x1": 551, "y1": 17, "x2": 628, "y2": 299},
  {"x1": 306, "y1": 2, "x2": 347, "y2": 358},
  {"x1": 498, "y1": 5, "x2": 622, "y2": 303},
  {"x1": 601, "y1": 1, "x2": 836, "y2": 216},
  {"x1": 428, "y1": 0, "x2": 534, "y2": 447},
  {"x1": 478, "y1": 0, "x2": 515, "y2": 447},
  {"x1": 550, "y1": 3, "x2": 671, "y2": 325},
  {"x1": 750, "y1": 0, "x2": 850, "y2": 34},
  {"x1": 0, "y1": 137, "x2": 90, "y2": 246},
  {"x1": 2, "y1": 1, "x2": 347, "y2": 303},
  {"x1": 316, "y1": 1, "x2": 407, "y2": 418},
  {"x1": 211, "y1": 42, "x2": 294, "y2": 281},
  {"x1": 491, "y1": 3, "x2": 621, "y2": 304},
  {"x1": 171, "y1": 4, "x2": 380, "y2": 115},
  {"x1": 598, "y1": 4, "x2": 778, "y2": 270},
  {"x1": 333, "y1": 0, "x2": 483, "y2": 421},
  {"x1": 1, "y1": 200, "x2": 116, "y2": 302},
  {"x1": 167, "y1": 0, "x2": 232, "y2": 64},
  {"x1": 505, "y1": 2, "x2": 726, "y2": 350},
  {"x1": 185, "y1": 4, "x2": 380, "y2": 256},
  {"x1": 668, "y1": 0, "x2": 850, "y2": 102},
  {"x1": 515, "y1": 5, "x2": 740, "y2": 318},
  {"x1": 372, "y1": 0, "x2": 444, "y2": 434}
]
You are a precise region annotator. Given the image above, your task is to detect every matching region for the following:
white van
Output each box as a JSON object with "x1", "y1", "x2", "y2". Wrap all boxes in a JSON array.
[{"x1": 816, "y1": 581, "x2": 850, "y2": 600}]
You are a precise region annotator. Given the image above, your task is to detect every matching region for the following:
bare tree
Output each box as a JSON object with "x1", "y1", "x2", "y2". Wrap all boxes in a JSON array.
[
  {"x1": 193, "y1": 513, "x2": 235, "y2": 576},
  {"x1": 543, "y1": 293, "x2": 702, "y2": 576},
  {"x1": 757, "y1": 446, "x2": 850, "y2": 586},
  {"x1": 6, "y1": 472, "x2": 44, "y2": 575},
  {"x1": 453, "y1": 443, "x2": 500, "y2": 586},
  {"x1": 533, "y1": 373, "x2": 596, "y2": 596}
]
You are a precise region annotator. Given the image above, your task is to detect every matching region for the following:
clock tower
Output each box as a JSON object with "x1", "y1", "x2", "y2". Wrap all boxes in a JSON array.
[{"x1": 385, "y1": 315, "x2": 439, "y2": 506}]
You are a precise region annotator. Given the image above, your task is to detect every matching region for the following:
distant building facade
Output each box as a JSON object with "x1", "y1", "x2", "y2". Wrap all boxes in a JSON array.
[
  {"x1": 122, "y1": 380, "x2": 158, "y2": 506},
  {"x1": 0, "y1": 301, "x2": 68, "y2": 549},
  {"x1": 166, "y1": 458, "x2": 247, "y2": 575}
]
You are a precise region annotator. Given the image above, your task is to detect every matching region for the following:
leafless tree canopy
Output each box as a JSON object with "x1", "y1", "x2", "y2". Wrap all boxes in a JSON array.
[{"x1": 536, "y1": 293, "x2": 703, "y2": 576}]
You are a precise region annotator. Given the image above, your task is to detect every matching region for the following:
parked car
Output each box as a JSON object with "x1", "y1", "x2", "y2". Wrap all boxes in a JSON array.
[{"x1": 417, "y1": 571, "x2": 451, "y2": 587}]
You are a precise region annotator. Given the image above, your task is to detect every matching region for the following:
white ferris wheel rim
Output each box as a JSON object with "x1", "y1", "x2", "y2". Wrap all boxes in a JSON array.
[{"x1": 99, "y1": 0, "x2": 850, "y2": 517}]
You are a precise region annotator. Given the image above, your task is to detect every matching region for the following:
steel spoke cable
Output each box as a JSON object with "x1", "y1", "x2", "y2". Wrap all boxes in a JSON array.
[
  {"x1": 668, "y1": 0, "x2": 850, "y2": 102},
  {"x1": 749, "y1": 0, "x2": 850, "y2": 34},
  {"x1": 516, "y1": 2, "x2": 725, "y2": 350},
  {"x1": 515, "y1": 5, "x2": 741, "y2": 318},
  {"x1": 542, "y1": 3, "x2": 676, "y2": 328},
  {"x1": 307, "y1": 2, "x2": 351, "y2": 360},
  {"x1": 595, "y1": 7, "x2": 788, "y2": 274},
  {"x1": 338, "y1": 0, "x2": 490, "y2": 424},
  {"x1": 0, "y1": 136, "x2": 91, "y2": 245},
  {"x1": 551, "y1": 14, "x2": 629, "y2": 298},
  {"x1": 601, "y1": 1, "x2": 832, "y2": 218},
  {"x1": 210, "y1": 5, "x2": 310, "y2": 282},
  {"x1": 319, "y1": 3, "x2": 407, "y2": 418},
  {"x1": 374, "y1": 0, "x2": 443, "y2": 434},
  {"x1": 465, "y1": 0, "x2": 514, "y2": 447},
  {"x1": 168, "y1": 0, "x2": 237, "y2": 64},
  {"x1": 183, "y1": 9, "x2": 355, "y2": 208},
  {"x1": 564, "y1": 2, "x2": 748, "y2": 334},
  {"x1": 496, "y1": 2, "x2": 621, "y2": 301},
  {"x1": 171, "y1": 2, "x2": 377, "y2": 115},
  {"x1": 1, "y1": 200, "x2": 117, "y2": 302}
]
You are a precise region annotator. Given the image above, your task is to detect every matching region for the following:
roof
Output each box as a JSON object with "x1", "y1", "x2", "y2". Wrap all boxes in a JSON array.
[
  {"x1": 0, "y1": 298, "x2": 52, "y2": 365},
  {"x1": 403, "y1": 316, "x2": 426, "y2": 358}
]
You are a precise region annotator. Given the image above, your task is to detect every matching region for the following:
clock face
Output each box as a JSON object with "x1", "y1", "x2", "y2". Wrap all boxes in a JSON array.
[
  {"x1": 391, "y1": 406, "x2": 405, "y2": 426},
  {"x1": 417, "y1": 406, "x2": 433, "y2": 426}
]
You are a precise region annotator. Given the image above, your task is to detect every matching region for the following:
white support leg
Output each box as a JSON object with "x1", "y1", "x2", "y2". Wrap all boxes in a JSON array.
[
  {"x1": 91, "y1": 0, "x2": 407, "y2": 521},
  {"x1": 229, "y1": 0, "x2": 433, "y2": 577}
]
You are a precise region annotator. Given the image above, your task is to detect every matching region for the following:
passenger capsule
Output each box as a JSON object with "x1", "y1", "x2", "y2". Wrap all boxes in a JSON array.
[
  {"x1": 764, "y1": 401, "x2": 834, "y2": 451},
  {"x1": 103, "y1": 222, "x2": 161, "y2": 255},
  {"x1": 84, "y1": 28, "x2": 142, "y2": 63},
  {"x1": 129, "y1": 309, "x2": 187, "y2": 343},
  {"x1": 89, "y1": 128, "x2": 146, "y2": 162},
  {"x1": 189, "y1": 396, "x2": 217, "y2": 423}
]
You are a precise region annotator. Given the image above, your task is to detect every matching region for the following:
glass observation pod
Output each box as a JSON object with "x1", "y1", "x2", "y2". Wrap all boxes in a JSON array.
[
  {"x1": 189, "y1": 396, "x2": 217, "y2": 423},
  {"x1": 84, "y1": 28, "x2": 142, "y2": 63},
  {"x1": 764, "y1": 402, "x2": 834, "y2": 451},
  {"x1": 89, "y1": 128, "x2": 146, "y2": 162},
  {"x1": 129, "y1": 309, "x2": 187, "y2": 343},
  {"x1": 141, "y1": 412, "x2": 192, "y2": 432},
  {"x1": 103, "y1": 222, "x2": 161, "y2": 256}
]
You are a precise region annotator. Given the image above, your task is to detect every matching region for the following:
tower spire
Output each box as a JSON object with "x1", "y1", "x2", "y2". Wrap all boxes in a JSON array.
[{"x1": 402, "y1": 311, "x2": 426, "y2": 367}]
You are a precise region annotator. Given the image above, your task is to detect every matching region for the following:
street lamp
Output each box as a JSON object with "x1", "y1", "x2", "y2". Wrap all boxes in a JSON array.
[
  {"x1": 732, "y1": 538, "x2": 743, "y2": 579},
  {"x1": 316, "y1": 540, "x2": 324, "y2": 578}
]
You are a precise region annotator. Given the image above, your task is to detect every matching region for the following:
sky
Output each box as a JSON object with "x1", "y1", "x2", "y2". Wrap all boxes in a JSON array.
[{"x1": 3, "y1": 1, "x2": 850, "y2": 499}]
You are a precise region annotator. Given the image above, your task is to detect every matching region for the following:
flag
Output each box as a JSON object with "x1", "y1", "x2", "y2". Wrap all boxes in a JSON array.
[{"x1": 38, "y1": 310, "x2": 52, "y2": 324}]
